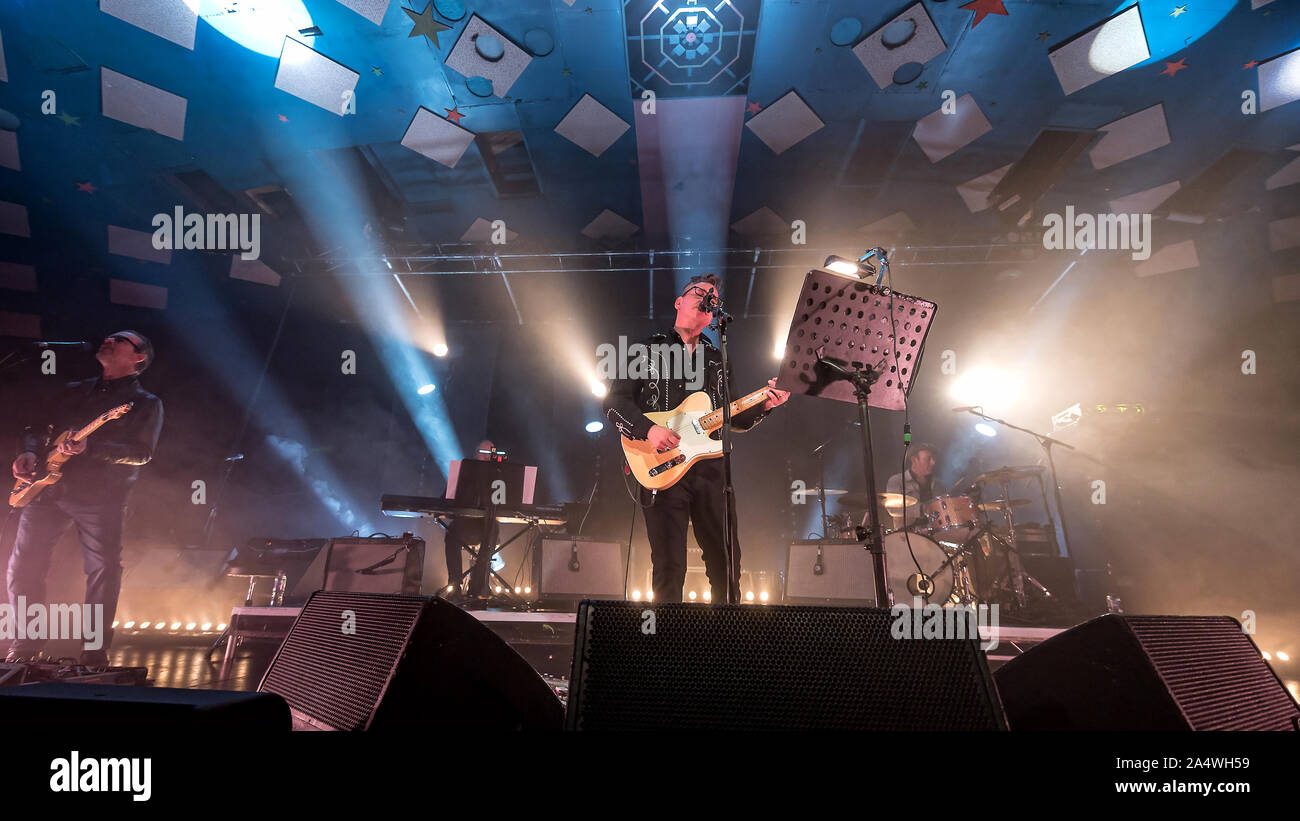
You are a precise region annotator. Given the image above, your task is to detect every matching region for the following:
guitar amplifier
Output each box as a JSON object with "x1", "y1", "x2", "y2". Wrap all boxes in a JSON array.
[
  {"x1": 784, "y1": 540, "x2": 876, "y2": 605},
  {"x1": 292, "y1": 535, "x2": 424, "y2": 597},
  {"x1": 536, "y1": 538, "x2": 626, "y2": 601}
]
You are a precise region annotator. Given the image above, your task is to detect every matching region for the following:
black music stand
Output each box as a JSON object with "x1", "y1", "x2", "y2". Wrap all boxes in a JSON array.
[{"x1": 775, "y1": 267, "x2": 938, "y2": 606}]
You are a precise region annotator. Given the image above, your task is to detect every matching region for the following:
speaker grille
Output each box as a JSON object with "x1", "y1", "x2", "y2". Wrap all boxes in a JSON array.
[
  {"x1": 259, "y1": 591, "x2": 426, "y2": 731},
  {"x1": 1126, "y1": 616, "x2": 1299, "y2": 731},
  {"x1": 569, "y1": 602, "x2": 1003, "y2": 730}
]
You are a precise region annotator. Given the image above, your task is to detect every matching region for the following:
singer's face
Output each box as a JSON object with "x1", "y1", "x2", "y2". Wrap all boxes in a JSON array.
[
  {"x1": 674, "y1": 283, "x2": 717, "y2": 333},
  {"x1": 96, "y1": 333, "x2": 146, "y2": 373}
]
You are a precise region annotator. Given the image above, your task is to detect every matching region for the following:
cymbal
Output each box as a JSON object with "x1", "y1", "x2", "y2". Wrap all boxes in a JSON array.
[
  {"x1": 978, "y1": 498, "x2": 1030, "y2": 510},
  {"x1": 972, "y1": 465, "x2": 1044, "y2": 485},
  {"x1": 837, "y1": 492, "x2": 917, "y2": 510},
  {"x1": 811, "y1": 487, "x2": 848, "y2": 496}
]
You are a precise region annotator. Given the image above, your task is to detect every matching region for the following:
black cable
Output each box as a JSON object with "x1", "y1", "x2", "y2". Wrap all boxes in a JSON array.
[{"x1": 624, "y1": 490, "x2": 637, "y2": 599}]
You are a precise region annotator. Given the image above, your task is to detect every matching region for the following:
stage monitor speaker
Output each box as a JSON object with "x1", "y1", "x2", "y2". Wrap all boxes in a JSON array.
[
  {"x1": 537, "y1": 537, "x2": 625, "y2": 601},
  {"x1": 994, "y1": 614, "x2": 1300, "y2": 731},
  {"x1": 784, "y1": 540, "x2": 874, "y2": 605},
  {"x1": 567, "y1": 601, "x2": 1005, "y2": 730},
  {"x1": 0, "y1": 683, "x2": 289, "y2": 730},
  {"x1": 258, "y1": 590, "x2": 563, "y2": 731},
  {"x1": 291, "y1": 534, "x2": 424, "y2": 599}
]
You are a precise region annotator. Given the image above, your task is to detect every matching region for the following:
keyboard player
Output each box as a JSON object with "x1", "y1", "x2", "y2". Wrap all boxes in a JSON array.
[{"x1": 444, "y1": 439, "x2": 496, "y2": 599}]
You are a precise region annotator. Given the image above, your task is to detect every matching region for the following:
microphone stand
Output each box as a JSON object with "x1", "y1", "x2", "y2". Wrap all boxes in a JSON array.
[
  {"x1": 710, "y1": 297, "x2": 740, "y2": 605},
  {"x1": 809, "y1": 417, "x2": 860, "y2": 539},
  {"x1": 957, "y1": 408, "x2": 1076, "y2": 562}
]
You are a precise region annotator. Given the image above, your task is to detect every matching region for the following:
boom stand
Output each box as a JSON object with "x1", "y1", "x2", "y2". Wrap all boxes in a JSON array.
[{"x1": 712, "y1": 304, "x2": 739, "y2": 605}]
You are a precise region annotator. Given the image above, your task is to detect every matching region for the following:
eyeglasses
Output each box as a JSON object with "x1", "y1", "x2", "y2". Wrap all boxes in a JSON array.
[
  {"x1": 681, "y1": 285, "x2": 714, "y2": 300},
  {"x1": 107, "y1": 334, "x2": 143, "y2": 352}
]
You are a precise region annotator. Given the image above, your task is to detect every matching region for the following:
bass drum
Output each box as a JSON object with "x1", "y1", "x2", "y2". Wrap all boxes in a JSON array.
[{"x1": 883, "y1": 530, "x2": 955, "y2": 604}]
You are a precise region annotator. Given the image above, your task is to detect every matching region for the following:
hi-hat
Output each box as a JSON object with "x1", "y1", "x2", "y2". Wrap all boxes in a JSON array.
[
  {"x1": 972, "y1": 465, "x2": 1044, "y2": 485},
  {"x1": 978, "y1": 498, "x2": 1030, "y2": 511},
  {"x1": 837, "y1": 492, "x2": 917, "y2": 510}
]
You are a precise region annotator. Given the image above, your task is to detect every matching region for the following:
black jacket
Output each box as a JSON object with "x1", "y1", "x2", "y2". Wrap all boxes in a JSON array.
[
  {"x1": 17, "y1": 374, "x2": 163, "y2": 505},
  {"x1": 603, "y1": 329, "x2": 769, "y2": 440}
]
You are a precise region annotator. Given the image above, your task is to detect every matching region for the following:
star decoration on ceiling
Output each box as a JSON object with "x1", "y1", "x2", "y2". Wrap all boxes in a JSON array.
[
  {"x1": 917, "y1": 80, "x2": 928, "y2": 89},
  {"x1": 404, "y1": 2, "x2": 452, "y2": 48},
  {"x1": 746, "y1": 100, "x2": 762, "y2": 115},
  {"x1": 57, "y1": 112, "x2": 80, "y2": 126},
  {"x1": 1161, "y1": 57, "x2": 1188, "y2": 77},
  {"x1": 960, "y1": 0, "x2": 1009, "y2": 27},
  {"x1": 1170, "y1": 5, "x2": 1187, "y2": 17},
  {"x1": 445, "y1": 106, "x2": 465, "y2": 124},
  {"x1": 1244, "y1": 60, "x2": 1258, "y2": 69},
  {"x1": 562, "y1": 68, "x2": 572, "y2": 76},
  {"x1": 278, "y1": 114, "x2": 289, "y2": 122},
  {"x1": 371, "y1": 66, "x2": 384, "y2": 76},
  {"x1": 1037, "y1": 31, "x2": 1051, "y2": 41},
  {"x1": 76, "y1": 181, "x2": 97, "y2": 194}
]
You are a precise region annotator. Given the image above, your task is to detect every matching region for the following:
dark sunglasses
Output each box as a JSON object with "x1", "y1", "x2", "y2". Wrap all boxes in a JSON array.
[{"x1": 108, "y1": 334, "x2": 143, "y2": 352}]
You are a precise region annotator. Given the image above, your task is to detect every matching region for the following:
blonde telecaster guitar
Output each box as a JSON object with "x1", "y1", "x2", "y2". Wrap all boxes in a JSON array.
[
  {"x1": 8, "y1": 403, "x2": 133, "y2": 508},
  {"x1": 621, "y1": 387, "x2": 771, "y2": 491}
]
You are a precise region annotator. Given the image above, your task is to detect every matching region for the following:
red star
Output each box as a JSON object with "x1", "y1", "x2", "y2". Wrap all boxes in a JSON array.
[
  {"x1": 960, "y1": 0, "x2": 1009, "y2": 27},
  {"x1": 1244, "y1": 60, "x2": 1258, "y2": 70},
  {"x1": 278, "y1": 114, "x2": 288, "y2": 122},
  {"x1": 746, "y1": 100, "x2": 762, "y2": 115},
  {"x1": 76, "y1": 181, "x2": 97, "y2": 194},
  {"x1": 445, "y1": 106, "x2": 465, "y2": 124},
  {"x1": 1161, "y1": 58, "x2": 1188, "y2": 77}
]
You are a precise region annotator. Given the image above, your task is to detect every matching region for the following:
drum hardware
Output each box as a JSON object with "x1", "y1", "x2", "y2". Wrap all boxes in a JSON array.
[
  {"x1": 976, "y1": 498, "x2": 1030, "y2": 511},
  {"x1": 835, "y1": 492, "x2": 918, "y2": 510},
  {"x1": 956, "y1": 471, "x2": 1053, "y2": 610}
]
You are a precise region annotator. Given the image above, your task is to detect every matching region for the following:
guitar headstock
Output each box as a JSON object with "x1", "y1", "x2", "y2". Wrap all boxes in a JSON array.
[{"x1": 103, "y1": 403, "x2": 133, "y2": 422}]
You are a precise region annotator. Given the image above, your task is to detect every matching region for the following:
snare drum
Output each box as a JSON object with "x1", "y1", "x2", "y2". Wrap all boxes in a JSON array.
[{"x1": 923, "y1": 495, "x2": 979, "y2": 542}]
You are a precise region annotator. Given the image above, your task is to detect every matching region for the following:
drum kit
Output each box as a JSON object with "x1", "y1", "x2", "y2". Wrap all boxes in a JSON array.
[{"x1": 828, "y1": 465, "x2": 1055, "y2": 610}]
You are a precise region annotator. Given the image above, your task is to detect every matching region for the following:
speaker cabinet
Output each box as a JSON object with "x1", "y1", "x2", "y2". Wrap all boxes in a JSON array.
[
  {"x1": 536, "y1": 538, "x2": 625, "y2": 601},
  {"x1": 258, "y1": 591, "x2": 563, "y2": 731},
  {"x1": 292, "y1": 535, "x2": 424, "y2": 598},
  {"x1": 0, "y1": 683, "x2": 289, "y2": 730},
  {"x1": 567, "y1": 601, "x2": 1005, "y2": 730},
  {"x1": 994, "y1": 614, "x2": 1300, "y2": 731},
  {"x1": 784, "y1": 540, "x2": 874, "y2": 604}
]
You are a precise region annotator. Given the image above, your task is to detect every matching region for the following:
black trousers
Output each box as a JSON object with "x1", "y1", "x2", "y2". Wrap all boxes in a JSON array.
[
  {"x1": 444, "y1": 517, "x2": 498, "y2": 596},
  {"x1": 641, "y1": 459, "x2": 741, "y2": 604}
]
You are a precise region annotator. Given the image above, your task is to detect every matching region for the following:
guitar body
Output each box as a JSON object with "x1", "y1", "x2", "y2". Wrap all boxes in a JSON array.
[
  {"x1": 8, "y1": 432, "x2": 72, "y2": 508},
  {"x1": 7, "y1": 402, "x2": 133, "y2": 508},
  {"x1": 622, "y1": 392, "x2": 724, "y2": 491}
]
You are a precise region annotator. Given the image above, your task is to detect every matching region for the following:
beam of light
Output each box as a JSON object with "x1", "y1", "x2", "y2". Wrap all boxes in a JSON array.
[
  {"x1": 432, "y1": 343, "x2": 449, "y2": 357},
  {"x1": 267, "y1": 435, "x2": 372, "y2": 533},
  {"x1": 197, "y1": 0, "x2": 313, "y2": 58},
  {"x1": 949, "y1": 366, "x2": 1023, "y2": 414},
  {"x1": 585, "y1": 420, "x2": 605, "y2": 433},
  {"x1": 1112, "y1": 1, "x2": 1233, "y2": 66},
  {"x1": 974, "y1": 422, "x2": 998, "y2": 438},
  {"x1": 417, "y1": 383, "x2": 436, "y2": 395},
  {"x1": 275, "y1": 149, "x2": 462, "y2": 479}
]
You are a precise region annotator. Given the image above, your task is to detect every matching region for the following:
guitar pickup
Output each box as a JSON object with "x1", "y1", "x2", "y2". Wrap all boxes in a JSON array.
[
  {"x1": 691, "y1": 419, "x2": 704, "y2": 435},
  {"x1": 647, "y1": 454, "x2": 686, "y2": 477}
]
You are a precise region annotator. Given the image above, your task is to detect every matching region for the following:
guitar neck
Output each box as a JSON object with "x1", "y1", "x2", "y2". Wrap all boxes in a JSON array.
[{"x1": 697, "y1": 387, "x2": 770, "y2": 433}]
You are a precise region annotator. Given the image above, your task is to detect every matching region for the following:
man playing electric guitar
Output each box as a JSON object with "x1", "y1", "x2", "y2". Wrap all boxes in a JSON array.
[
  {"x1": 6, "y1": 331, "x2": 163, "y2": 665},
  {"x1": 603, "y1": 275, "x2": 789, "y2": 604}
]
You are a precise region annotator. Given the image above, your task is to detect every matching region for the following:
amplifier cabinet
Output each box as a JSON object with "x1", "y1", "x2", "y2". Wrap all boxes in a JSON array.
[
  {"x1": 320, "y1": 535, "x2": 425, "y2": 595},
  {"x1": 536, "y1": 537, "x2": 626, "y2": 601},
  {"x1": 784, "y1": 540, "x2": 875, "y2": 605}
]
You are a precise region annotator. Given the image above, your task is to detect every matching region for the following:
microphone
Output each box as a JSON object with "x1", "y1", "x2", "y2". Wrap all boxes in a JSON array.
[
  {"x1": 700, "y1": 291, "x2": 722, "y2": 315},
  {"x1": 568, "y1": 542, "x2": 581, "y2": 573},
  {"x1": 951, "y1": 406, "x2": 983, "y2": 413},
  {"x1": 29, "y1": 341, "x2": 93, "y2": 351}
]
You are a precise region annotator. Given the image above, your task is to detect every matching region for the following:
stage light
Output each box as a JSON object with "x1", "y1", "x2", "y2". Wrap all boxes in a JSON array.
[
  {"x1": 112, "y1": 621, "x2": 119, "y2": 628},
  {"x1": 432, "y1": 343, "x2": 449, "y2": 357},
  {"x1": 773, "y1": 339, "x2": 785, "y2": 359},
  {"x1": 1264, "y1": 651, "x2": 1273, "y2": 661},
  {"x1": 950, "y1": 366, "x2": 1022, "y2": 412},
  {"x1": 975, "y1": 423, "x2": 998, "y2": 438},
  {"x1": 632, "y1": 590, "x2": 642, "y2": 600},
  {"x1": 201, "y1": 622, "x2": 212, "y2": 631},
  {"x1": 217, "y1": 623, "x2": 228, "y2": 630},
  {"x1": 703, "y1": 591, "x2": 711, "y2": 601},
  {"x1": 590, "y1": 379, "x2": 608, "y2": 398},
  {"x1": 156, "y1": 623, "x2": 166, "y2": 630},
  {"x1": 745, "y1": 591, "x2": 755, "y2": 601},
  {"x1": 417, "y1": 383, "x2": 436, "y2": 395},
  {"x1": 585, "y1": 420, "x2": 605, "y2": 434},
  {"x1": 524, "y1": 586, "x2": 531, "y2": 594},
  {"x1": 138, "y1": 622, "x2": 149, "y2": 629},
  {"x1": 824, "y1": 255, "x2": 864, "y2": 277},
  {"x1": 759, "y1": 591, "x2": 769, "y2": 602},
  {"x1": 446, "y1": 585, "x2": 455, "y2": 592},
  {"x1": 170, "y1": 622, "x2": 181, "y2": 630},
  {"x1": 514, "y1": 586, "x2": 522, "y2": 594},
  {"x1": 688, "y1": 590, "x2": 697, "y2": 600},
  {"x1": 186, "y1": 622, "x2": 196, "y2": 631},
  {"x1": 1278, "y1": 651, "x2": 1291, "y2": 662},
  {"x1": 495, "y1": 586, "x2": 503, "y2": 594},
  {"x1": 198, "y1": 0, "x2": 314, "y2": 58},
  {"x1": 646, "y1": 592, "x2": 654, "y2": 601}
]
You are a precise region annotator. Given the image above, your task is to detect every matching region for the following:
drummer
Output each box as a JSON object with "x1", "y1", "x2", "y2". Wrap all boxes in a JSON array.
[{"x1": 885, "y1": 443, "x2": 946, "y2": 529}]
